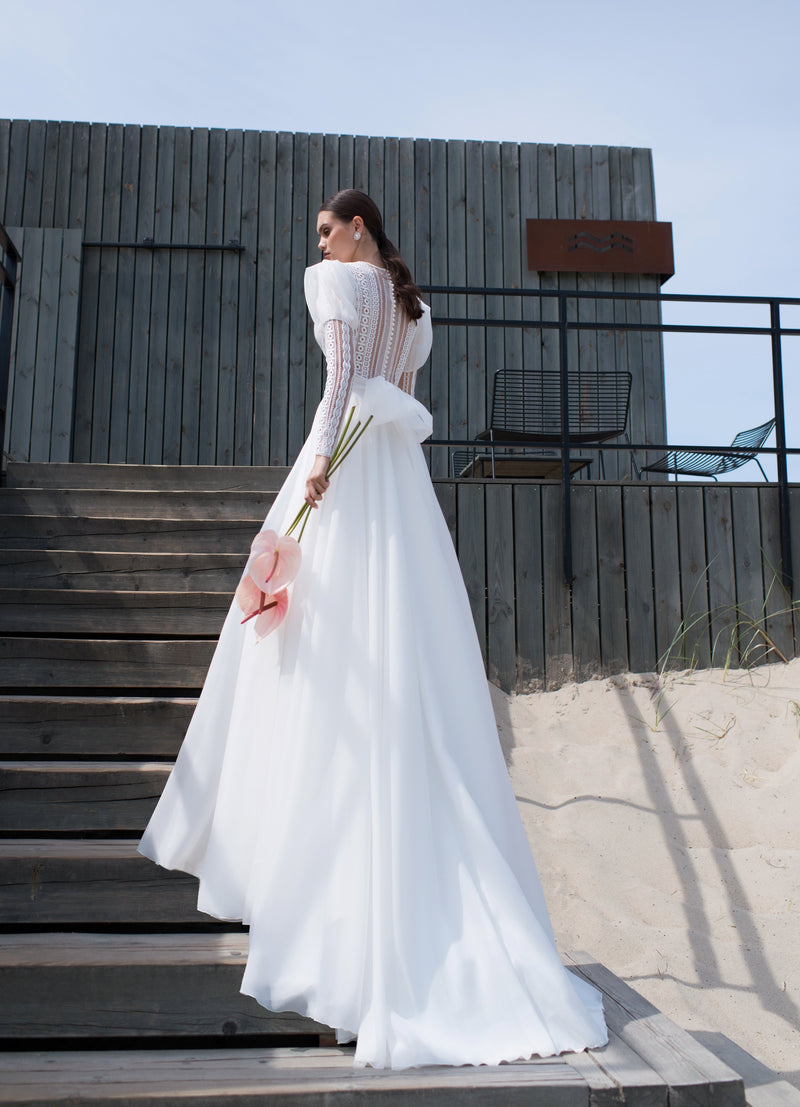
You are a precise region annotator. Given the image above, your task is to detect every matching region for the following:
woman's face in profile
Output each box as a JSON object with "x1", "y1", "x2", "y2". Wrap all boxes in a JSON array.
[{"x1": 317, "y1": 210, "x2": 359, "y2": 263}]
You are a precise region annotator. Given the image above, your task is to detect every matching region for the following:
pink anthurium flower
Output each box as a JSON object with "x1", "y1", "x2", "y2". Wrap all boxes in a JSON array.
[
  {"x1": 235, "y1": 575, "x2": 264, "y2": 621},
  {"x1": 247, "y1": 530, "x2": 302, "y2": 595},
  {"x1": 253, "y1": 587, "x2": 289, "y2": 641}
]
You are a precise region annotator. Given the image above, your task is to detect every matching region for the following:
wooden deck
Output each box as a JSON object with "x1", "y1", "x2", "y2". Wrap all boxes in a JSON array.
[{"x1": 0, "y1": 955, "x2": 750, "y2": 1105}]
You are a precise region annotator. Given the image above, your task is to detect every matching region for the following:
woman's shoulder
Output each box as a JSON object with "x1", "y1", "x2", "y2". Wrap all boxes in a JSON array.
[{"x1": 304, "y1": 260, "x2": 360, "y2": 330}]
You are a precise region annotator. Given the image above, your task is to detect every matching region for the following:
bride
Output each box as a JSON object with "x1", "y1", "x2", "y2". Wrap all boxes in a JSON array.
[{"x1": 138, "y1": 188, "x2": 607, "y2": 1069}]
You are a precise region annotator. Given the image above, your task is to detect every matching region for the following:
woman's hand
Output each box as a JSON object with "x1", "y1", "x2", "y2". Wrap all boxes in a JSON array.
[{"x1": 304, "y1": 454, "x2": 331, "y2": 507}]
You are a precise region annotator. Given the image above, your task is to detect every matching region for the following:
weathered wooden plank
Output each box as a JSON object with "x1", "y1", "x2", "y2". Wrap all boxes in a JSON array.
[
  {"x1": 501, "y1": 140, "x2": 523, "y2": 386},
  {"x1": 730, "y1": 485, "x2": 768, "y2": 665},
  {"x1": 0, "y1": 840, "x2": 203, "y2": 925},
  {"x1": 446, "y1": 140, "x2": 468, "y2": 463},
  {"x1": 126, "y1": 123, "x2": 158, "y2": 463},
  {"x1": 0, "y1": 550, "x2": 243, "y2": 591},
  {"x1": 0, "y1": 588, "x2": 229, "y2": 635},
  {"x1": 571, "y1": 483, "x2": 601, "y2": 680},
  {"x1": 758, "y1": 485, "x2": 795, "y2": 663},
  {"x1": 0, "y1": 118, "x2": 11, "y2": 220},
  {"x1": 354, "y1": 133, "x2": 369, "y2": 193},
  {"x1": 368, "y1": 135, "x2": 385, "y2": 216},
  {"x1": 0, "y1": 760, "x2": 169, "y2": 832},
  {"x1": 22, "y1": 119, "x2": 46, "y2": 226},
  {"x1": 591, "y1": 146, "x2": 622, "y2": 479},
  {"x1": 567, "y1": 1028, "x2": 667, "y2": 1107},
  {"x1": 483, "y1": 141, "x2": 504, "y2": 429},
  {"x1": 565, "y1": 954, "x2": 745, "y2": 1107},
  {"x1": 144, "y1": 125, "x2": 175, "y2": 465},
  {"x1": 537, "y1": 145, "x2": 559, "y2": 379},
  {"x1": 162, "y1": 125, "x2": 192, "y2": 465},
  {"x1": 269, "y1": 131, "x2": 294, "y2": 465},
  {"x1": 287, "y1": 132, "x2": 310, "y2": 461},
  {"x1": 28, "y1": 230, "x2": 59, "y2": 459},
  {"x1": 8, "y1": 228, "x2": 42, "y2": 462},
  {"x1": 252, "y1": 130, "x2": 277, "y2": 467},
  {"x1": 3, "y1": 120, "x2": 28, "y2": 227},
  {"x1": 399, "y1": 135, "x2": 416, "y2": 275},
  {"x1": 67, "y1": 120, "x2": 90, "y2": 232},
  {"x1": 0, "y1": 1045, "x2": 588, "y2": 1105},
  {"x1": 215, "y1": 128, "x2": 243, "y2": 465},
  {"x1": 233, "y1": 128, "x2": 260, "y2": 466},
  {"x1": 3, "y1": 460, "x2": 288, "y2": 490},
  {"x1": 70, "y1": 123, "x2": 104, "y2": 460},
  {"x1": 429, "y1": 137, "x2": 449, "y2": 476},
  {"x1": 384, "y1": 135, "x2": 400, "y2": 257},
  {"x1": 675, "y1": 485, "x2": 711, "y2": 668},
  {"x1": 413, "y1": 138, "x2": 432, "y2": 421},
  {"x1": 541, "y1": 482, "x2": 572, "y2": 687},
  {"x1": 0, "y1": 695, "x2": 195, "y2": 758},
  {"x1": 0, "y1": 638, "x2": 215, "y2": 691},
  {"x1": 456, "y1": 482, "x2": 487, "y2": 665},
  {"x1": 485, "y1": 482, "x2": 516, "y2": 690},
  {"x1": 465, "y1": 140, "x2": 486, "y2": 441},
  {"x1": 633, "y1": 146, "x2": 665, "y2": 474},
  {"x1": 513, "y1": 483, "x2": 545, "y2": 691},
  {"x1": 49, "y1": 229, "x2": 82, "y2": 462},
  {"x1": 0, "y1": 515, "x2": 256, "y2": 552},
  {"x1": 53, "y1": 120, "x2": 74, "y2": 227},
  {"x1": 198, "y1": 128, "x2": 225, "y2": 464},
  {"x1": 0, "y1": 932, "x2": 328, "y2": 1039},
  {"x1": 623, "y1": 484, "x2": 656, "y2": 672},
  {"x1": 91, "y1": 122, "x2": 123, "y2": 462},
  {"x1": 0, "y1": 486, "x2": 278, "y2": 520},
  {"x1": 596, "y1": 483, "x2": 628, "y2": 674},
  {"x1": 650, "y1": 484, "x2": 682, "y2": 669},
  {"x1": 180, "y1": 127, "x2": 209, "y2": 464},
  {"x1": 39, "y1": 120, "x2": 60, "y2": 228},
  {"x1": 107, "y1": 125, "x2": 139, "y2": 463},
  {"x1": 689, "y1": 1031, "x2": 800, "y2": 1107},
  {"x1": 303, "y1": 131, "x2": 325, "y2": 452},
  {"x1": 338, "y1": 132, "x2": 354, "y2": 188},
  {"x1": 703, "y1": 485, "x2": 737, "y2": 666},
  {"x1": 573, "y1": 143, "x2": 602, "y2": 479}
]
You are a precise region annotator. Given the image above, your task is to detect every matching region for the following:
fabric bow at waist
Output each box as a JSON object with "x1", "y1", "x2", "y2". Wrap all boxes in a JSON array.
[{"x1": 348, "y1": 376, "x2": 433, "y2": 444}]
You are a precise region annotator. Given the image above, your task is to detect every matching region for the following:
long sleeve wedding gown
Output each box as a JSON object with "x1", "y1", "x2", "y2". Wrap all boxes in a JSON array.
[{"x1": 138, "y1": 258, "x2": 607, "y2": 1069}]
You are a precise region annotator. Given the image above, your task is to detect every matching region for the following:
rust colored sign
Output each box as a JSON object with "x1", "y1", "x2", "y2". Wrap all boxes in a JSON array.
[{"x1": 526, "y1": 219, "x2": 674, "y2": 282}]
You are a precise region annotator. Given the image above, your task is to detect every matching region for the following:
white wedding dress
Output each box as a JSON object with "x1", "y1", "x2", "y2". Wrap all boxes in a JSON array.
[{"x1": 138, "y1": 259, "x2": 607, "y2": 1069}]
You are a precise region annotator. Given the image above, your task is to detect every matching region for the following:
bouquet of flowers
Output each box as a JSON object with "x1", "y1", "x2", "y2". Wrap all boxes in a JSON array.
[{"x1": 235, "y1": 407, "x2": 372, "y2": 640}]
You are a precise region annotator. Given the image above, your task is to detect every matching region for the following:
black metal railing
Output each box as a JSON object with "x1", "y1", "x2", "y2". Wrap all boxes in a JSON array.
[
  {"x1": 419, "y1": 285, "x2": 800, "y2": 595},
  {"x1": 0, "y1": 224, "x2": 21, "y2": 462}
]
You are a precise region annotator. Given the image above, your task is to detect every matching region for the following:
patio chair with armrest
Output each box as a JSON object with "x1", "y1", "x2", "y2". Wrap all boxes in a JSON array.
[
  {"x1": 471, "y1": 369, "x2": 635, "y2": 479},
  {"x1": 641, "y1": 418, "x2": 775, "y2": 481}
]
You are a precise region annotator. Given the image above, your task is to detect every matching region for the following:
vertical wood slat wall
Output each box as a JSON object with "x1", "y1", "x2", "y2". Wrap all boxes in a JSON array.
[
  {"x1": 0, "y1": 120, "x2": 664, "y2": 469},
  {"x1": 434, "y1": 480, "x2": 800, "y2": 692},
  {"x1": 3, "y1": 227, "x2": 82, "y2": 463}
]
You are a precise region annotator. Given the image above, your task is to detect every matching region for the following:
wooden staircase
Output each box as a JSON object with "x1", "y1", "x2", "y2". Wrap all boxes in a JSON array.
[{"x1": 0, "y1": 462, "x2": 765, "y2": 1104}]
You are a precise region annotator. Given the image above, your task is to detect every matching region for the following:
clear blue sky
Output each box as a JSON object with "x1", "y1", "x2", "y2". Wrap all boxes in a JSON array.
[{"x1": 6, "y1": 0, "x2": 799, "y2": 477}]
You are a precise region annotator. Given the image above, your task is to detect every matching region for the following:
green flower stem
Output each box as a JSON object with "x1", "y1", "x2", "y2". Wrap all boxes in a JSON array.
[{"x1": 284, "y1": 406, "x2": 371, "y2": 541}]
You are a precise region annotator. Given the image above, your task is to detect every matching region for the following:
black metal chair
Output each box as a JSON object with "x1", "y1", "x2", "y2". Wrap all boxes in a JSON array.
[
  {"x1": 641, "y1": 418, "x2": 775, "y2": 481},
  {"x1": 474, "y1": 369, "x2": 634, "y2": 478}
]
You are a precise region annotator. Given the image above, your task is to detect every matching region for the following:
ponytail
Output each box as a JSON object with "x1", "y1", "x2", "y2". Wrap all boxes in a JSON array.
[{"x1": 320, "y1": 190, "x2": 424, "y2": 322}]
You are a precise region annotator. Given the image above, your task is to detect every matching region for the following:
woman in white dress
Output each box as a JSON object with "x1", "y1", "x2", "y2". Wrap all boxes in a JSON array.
[{"x1": 138, "y1": 189, "x2": 607, "y2": 1069}]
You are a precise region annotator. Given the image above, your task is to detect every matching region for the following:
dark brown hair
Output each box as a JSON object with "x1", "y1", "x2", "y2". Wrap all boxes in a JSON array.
[{"x1": 319, "y1": 189, "x2": 424, "y2": 321}]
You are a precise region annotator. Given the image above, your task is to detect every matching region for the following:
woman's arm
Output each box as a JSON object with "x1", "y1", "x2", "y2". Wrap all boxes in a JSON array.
[{"x1": 305, "y1": 318, "x2": 356, "y2": 507}]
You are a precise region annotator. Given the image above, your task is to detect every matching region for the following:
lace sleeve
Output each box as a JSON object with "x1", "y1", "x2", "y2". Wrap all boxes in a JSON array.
[
  {"x1": 397, "y1": 368, "x2": 418, "y2": 396},
  {"x1": 311, "y1": 319, "x2": 356, "y2": 457}
]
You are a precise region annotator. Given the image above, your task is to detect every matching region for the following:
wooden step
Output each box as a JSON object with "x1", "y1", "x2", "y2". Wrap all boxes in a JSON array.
[
  {"x1": 0, "y1": 639, "x2": 214, "y2": 690},
  {"x1": 0, "y1": 515, "x2": 259, "y2": 552},
  {"x1": 0, "y1": 550, "x2": 243, "y2": 591},
  {"x1": 0, "y1": 488, "x2": 279, "y2": 520},
  {"x1": 565, "y1": 954, "x2": 744, "y2": 1107},
  {"x1": 0, "y1": 761, "x2": 169, "y2": 833},
  {"x1": 0, "y1": 589, "x2": 229, "y2": 636},
  {"x1": 0, "y1": 932, "x2": 328, "y2": 1041},
  {"x1": 0, "y1": 1045, "x2": 592, "y2": 1105},
  {"x1": 0, "y1": 696, "x2": 194, "y2": 758},
  {"x1": 0, "y1": 840, "x2": 203, "y2": 925},
  {"x1": 3, "y1": 462, "x2": 292, "y2": 491}
]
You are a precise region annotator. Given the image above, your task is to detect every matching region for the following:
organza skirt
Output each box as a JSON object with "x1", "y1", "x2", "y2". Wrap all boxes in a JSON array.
[{"x1": 138, "y1": 376, "x2": 607, "y2": 1068}]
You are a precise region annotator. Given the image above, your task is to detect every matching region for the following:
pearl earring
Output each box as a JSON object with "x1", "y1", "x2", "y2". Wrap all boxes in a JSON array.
[{"x1": 353, "y1": 231, "x2": 361, "y2": 241}]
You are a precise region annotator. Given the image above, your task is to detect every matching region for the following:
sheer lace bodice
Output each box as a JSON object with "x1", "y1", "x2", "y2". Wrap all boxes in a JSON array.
[{"x1": 306, "y1": 261, "x2": 432, "y2": 456}]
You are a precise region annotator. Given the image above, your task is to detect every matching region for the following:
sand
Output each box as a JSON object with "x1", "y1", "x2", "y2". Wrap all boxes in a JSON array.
[{"x1": 491, "y1": 658, "x2": 800, "y2": 1088}]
